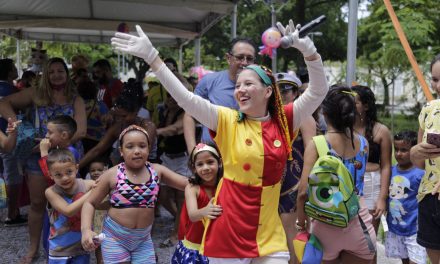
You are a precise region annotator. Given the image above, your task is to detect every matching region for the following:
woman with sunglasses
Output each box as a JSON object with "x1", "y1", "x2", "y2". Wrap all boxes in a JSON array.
[{"x1": 111, "y1": 19, "x2": 328, "y2": 263}]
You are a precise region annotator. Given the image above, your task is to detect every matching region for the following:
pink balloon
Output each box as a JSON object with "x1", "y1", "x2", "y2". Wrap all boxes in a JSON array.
[
  {"x1": 261, "y1": 27, "x2": 281, "y2": 48},
  {"x1": 259, "y1": 27, "x2": 281, "y2": 58}
]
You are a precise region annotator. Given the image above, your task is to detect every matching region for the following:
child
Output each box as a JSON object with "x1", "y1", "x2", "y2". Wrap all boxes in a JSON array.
[
  {"x1": 39, "y1": 115, "x2": 80, "y2": 185},
  {"x1": 296, "y1": 86, "x2": 375, "y2": 263},
  {"x1": 44, "y1": 149, "x2": 95, "y2": 263},
  {"x1": 385, "y1": 131, "x2": 426, "y2": 264},
  {"x1": 88, "y1": 157, "x2": 109, "y2": 264},
  {"x1": 81, "y1": 125, "x2": 188, "y2": 263},
  {"x1": 38, "y1": 115, "x2": 80, "y2": 255},
  {"x1": 172, "y1": 143, "x2": 223, "y2": 264}
]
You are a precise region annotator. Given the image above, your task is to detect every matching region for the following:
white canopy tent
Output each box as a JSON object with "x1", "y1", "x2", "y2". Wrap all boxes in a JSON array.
[
  {"x1": 0, "y1": 0, "x2": 237, "y2": 74},
  {"x1": 0, "y1": 0, "x2": 236, "y2": 46}
]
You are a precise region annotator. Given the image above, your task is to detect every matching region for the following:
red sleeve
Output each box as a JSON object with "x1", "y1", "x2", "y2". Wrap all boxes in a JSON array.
[{"x1": 39, "y1": 156, "x2": 55, "y2": 186}]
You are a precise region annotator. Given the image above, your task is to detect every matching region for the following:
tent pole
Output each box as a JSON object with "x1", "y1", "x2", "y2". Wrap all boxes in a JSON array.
[
  {"x1": 195, "y1": 38, "x2": 201, "y2": 67},
  {"x1": 16, "y1": 38, "x2": 22, "y2": 77},
  {"x1": 231, "y1": 4, "x2": 237, "y2": 39},
  {"x1": 346, "y1": 0, "x2": 358, "y2": 86}
]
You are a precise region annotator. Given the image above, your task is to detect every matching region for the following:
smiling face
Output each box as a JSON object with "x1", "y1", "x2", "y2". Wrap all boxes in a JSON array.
[
  {"x1": 48, "y1": 62, "x2": 67, "y2": 87},
  {"x1": 49, "y1": 161, "x2": 78, "y2": 192},
  {"x1": 227, "y1": 42, "x2": 256, "y2": 81},
  {"x1": 193, "y1": 151, "x2": 219, "y2": 186},
  {"x1": 119, "y1": 130, "x2": 150, "y2": 169},
  {"x1": 234, "y1": 69, "x2": 272, "y2": 118}
]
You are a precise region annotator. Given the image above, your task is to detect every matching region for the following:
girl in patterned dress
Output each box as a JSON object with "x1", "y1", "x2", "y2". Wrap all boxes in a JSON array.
[{"x1": 172, "y1": 143, "x2": 223, "y2": 263}]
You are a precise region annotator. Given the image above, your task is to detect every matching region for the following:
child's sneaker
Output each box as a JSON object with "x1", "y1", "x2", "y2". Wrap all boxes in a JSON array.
[{"x1": 4, "y1": 214, "x2": 28, "y2": 227}]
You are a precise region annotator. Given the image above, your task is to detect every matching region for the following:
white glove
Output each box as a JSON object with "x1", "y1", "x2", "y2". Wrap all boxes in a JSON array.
[
  {"x1": 111, "y1": 25, "x2": 159, "y2": 65},
  {"x1": 276, "y1": 19, "x2": 317, "y2": 57}
]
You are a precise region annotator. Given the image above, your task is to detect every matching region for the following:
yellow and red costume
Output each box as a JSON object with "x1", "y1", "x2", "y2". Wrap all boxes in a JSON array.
[{"x1": 201, "y1": 104, "x2": 295, "y2": 258}]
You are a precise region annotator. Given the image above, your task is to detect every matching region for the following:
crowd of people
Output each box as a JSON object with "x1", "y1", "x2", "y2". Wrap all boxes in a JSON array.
[{"x1": 0, "y1": 17, "x2": 439, "y2": 264}]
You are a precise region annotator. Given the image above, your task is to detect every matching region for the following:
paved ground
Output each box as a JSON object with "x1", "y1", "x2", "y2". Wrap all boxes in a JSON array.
[
  {"x1": 1, "y1": 206, "x2": 402, "y2": 264},
  {"x1": 0, "y1": 206, "x2": 175, "y2": 264}
]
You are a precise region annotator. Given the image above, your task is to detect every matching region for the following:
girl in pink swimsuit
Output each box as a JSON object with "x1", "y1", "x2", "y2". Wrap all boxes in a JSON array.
[{"x1": 81, "y1": 125, "x2": 188, "y2": 263}]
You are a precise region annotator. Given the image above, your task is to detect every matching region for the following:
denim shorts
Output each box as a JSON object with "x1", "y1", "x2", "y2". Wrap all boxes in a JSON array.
[
  {"x1": 24, "y1": 153, "x2": 43, "y2": 175},
  {"x1": 417, "y1": 194, "x2": 440, "y2": 250},
  {"x1": 0, "y1": 152, "x2": 23, "y2": 185}
]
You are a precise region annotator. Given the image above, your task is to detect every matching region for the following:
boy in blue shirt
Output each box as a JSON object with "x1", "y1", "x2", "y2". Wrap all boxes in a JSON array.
[{"x1": 385, "y1": 130, "x2": 427, "y2": 264}]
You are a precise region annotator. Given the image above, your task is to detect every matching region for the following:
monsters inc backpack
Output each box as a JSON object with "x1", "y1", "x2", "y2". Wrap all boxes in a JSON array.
[{"x1": 304, "y1": 135, "x2": 360, "y2": 228}]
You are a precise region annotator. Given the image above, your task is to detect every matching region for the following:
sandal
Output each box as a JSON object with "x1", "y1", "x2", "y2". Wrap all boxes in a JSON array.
[{"x1": 159, "y1": 238, "x2": 174, "y2": 248}]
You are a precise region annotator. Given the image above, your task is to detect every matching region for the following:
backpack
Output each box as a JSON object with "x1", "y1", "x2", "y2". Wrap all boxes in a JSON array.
[{"x1": 304, "y1": 135, "x2": 360, "y2": 228}]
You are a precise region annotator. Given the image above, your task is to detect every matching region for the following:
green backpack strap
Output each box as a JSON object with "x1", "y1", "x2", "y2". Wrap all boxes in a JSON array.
[{"x1": 312, "y1": 135, "x2": 330, "y2": 158}]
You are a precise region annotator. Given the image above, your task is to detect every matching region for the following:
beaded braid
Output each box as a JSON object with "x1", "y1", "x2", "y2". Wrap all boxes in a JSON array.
[
  {"x1": 265, "y1": 69, "x2": 293, "y2": 160},
  {"x1": 273, "y1": 82, "x2": 293, "y2": 160}
]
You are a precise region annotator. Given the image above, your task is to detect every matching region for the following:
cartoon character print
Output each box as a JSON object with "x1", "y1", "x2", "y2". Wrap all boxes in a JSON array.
[
  {"x1": 309, "y1": 173, "x2": 344, "y2": 209},
  {"x1": 389, "y1": 176, "x2": 411, "y2": 225}
]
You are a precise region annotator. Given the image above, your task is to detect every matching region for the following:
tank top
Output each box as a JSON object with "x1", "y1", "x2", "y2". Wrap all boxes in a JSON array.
[
  {"x1": 178, "y1": 185, "x2": 214, "y2": 246},
  {"x1": 110, "y1": 162, "x2": 160, "y2": 208},
  {"x1": 47, "y1": 178, "x2": 88, "y2": 257},
  {"x1": 367, "y1": 140, "x2": 381, "y2": 164},
  {"x1": 159, "y1": 108, "x2": 187, "y2": 154},
  {"x1": 327, "y1": 135, "x2": 368, "y2": 196}
]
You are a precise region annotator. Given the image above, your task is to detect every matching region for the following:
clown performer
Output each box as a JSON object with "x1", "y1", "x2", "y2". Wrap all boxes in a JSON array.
[{"x1": 111, "y1": 19, "x2": 328, "y2": 263}]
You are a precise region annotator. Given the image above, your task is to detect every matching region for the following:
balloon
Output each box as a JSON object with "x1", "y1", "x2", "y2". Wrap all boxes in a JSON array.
[
  {"x1": 259, "y1": 27, "x2": 281, "y2": 58},
  {"x1": 190, "y1": 66, "x2": 213, "y2": 81}
]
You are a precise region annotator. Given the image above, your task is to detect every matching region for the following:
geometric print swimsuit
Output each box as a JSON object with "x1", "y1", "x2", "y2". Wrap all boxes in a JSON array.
[{"x1": 110, "y1": 162, "x2": 160, "y2": 208}]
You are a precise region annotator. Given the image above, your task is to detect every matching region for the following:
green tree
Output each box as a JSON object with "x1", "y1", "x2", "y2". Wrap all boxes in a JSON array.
[{"x1": 357, "y1": 0, "x2": 439, "y2": 106}]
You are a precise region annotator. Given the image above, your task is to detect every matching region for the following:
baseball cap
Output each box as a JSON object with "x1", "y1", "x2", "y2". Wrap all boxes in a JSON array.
[{"x1": 275, "y1": 72, "x2": 302, "y2": 91}]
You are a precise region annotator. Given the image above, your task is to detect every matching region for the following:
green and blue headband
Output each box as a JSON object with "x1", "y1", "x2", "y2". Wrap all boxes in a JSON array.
[{"x1": 245, "y1": 65, "x2": 272, "y2": 86}]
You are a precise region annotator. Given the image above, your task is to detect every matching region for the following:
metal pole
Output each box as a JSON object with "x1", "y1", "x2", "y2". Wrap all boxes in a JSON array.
[
  {"x1": 346, "y1": 0, "x2": 359, "y2": 86},
  {"x1": 117, "y1": 53, "x2": 121, "y2": 78},
  {"x1": 271, "y1": 4, "x2": 277, "y2": 73},
  {"x1": 231, "y1": 4, "x2": 237, "y2": 40},
  {"x1": 16, "y1": 39, "x2": 22, "y2": 77},
  {"x1": 391, "y1": 78, "x2": 395, "y2": 134},
  {"x1": 195, "y1": 38, "x2": 201, "y2": 66}
]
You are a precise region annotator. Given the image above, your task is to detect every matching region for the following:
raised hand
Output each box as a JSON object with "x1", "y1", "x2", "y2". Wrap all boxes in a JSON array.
[
  {"x1": 111, "y1": 25, "x2": 159, "y2": 64},
  {"x1": 276, "y1": 19, "x2": 317, "y2": 57}
]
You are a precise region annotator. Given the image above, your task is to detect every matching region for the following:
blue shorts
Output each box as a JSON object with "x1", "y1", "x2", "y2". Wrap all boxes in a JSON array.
[
  {"x1": 102, "y1": 216, "x2": 156, "y2": 264},
  {"x1": 48, "y1": 254, "x2": 90, "y2": 264},
  {"x1": 24, "y1": 153, "x2": 43, "y2": 175},
  {"x1": 171, "y1": 240, "x2": 209, "y2": 264},
  {"x1": 0, "y1": 152, "x2": 23, "y2": 185}
]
